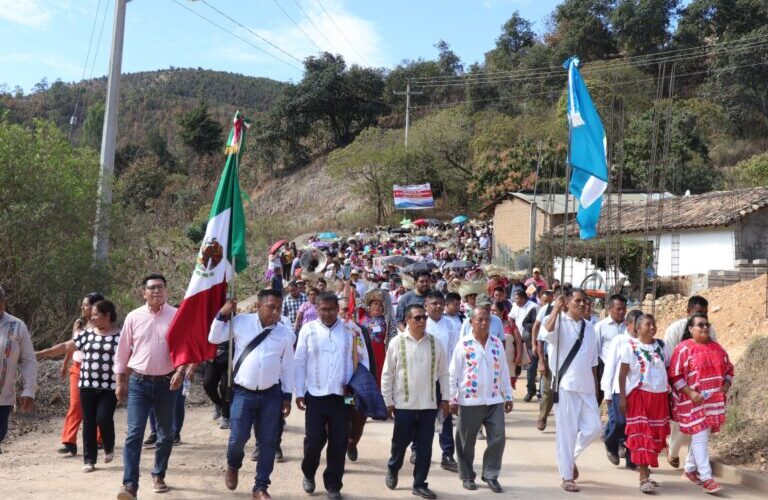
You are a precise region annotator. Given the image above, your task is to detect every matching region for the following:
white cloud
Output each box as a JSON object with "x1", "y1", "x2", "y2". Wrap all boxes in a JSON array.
[{"x1": 0, "y1": 0, "x2": 54, "y2": 28}]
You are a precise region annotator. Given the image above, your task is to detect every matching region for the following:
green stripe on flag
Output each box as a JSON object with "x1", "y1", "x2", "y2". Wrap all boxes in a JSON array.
[{"x1": 210, "y1": 141, "x2": 248, "y2": 274}]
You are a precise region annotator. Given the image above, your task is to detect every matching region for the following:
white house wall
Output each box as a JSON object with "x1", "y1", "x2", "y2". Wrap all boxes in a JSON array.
[{"x1": 652, "y1": 227, "x2": 735, "y2": 276}]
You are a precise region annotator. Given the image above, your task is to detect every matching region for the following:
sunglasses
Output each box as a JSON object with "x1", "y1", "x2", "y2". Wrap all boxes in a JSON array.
[
  {"x1": 410, "y1": 315, "x2": 428, "y2": 321},
  {"x1": 145, "y1": 285, "x2": 166, "y2": 291},
  {"x1": 693, "y1": 322, "x2": 711, "y2": 328}
]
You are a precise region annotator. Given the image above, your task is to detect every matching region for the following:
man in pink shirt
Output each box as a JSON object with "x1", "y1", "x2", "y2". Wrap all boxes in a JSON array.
[
  {"x1": 524, "y1": 268, "x2": 548, "y2": 291},
  {"x1": 115, "y1": 274, "x2": 190, "y2": 500}
]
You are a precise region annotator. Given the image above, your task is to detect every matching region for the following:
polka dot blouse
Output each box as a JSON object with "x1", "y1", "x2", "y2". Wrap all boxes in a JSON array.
[{"x1": 73, "y1": 329, "x2": 120, "y2": 390}]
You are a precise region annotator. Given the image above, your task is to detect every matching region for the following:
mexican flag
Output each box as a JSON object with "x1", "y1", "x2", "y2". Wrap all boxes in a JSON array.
[{"x1": 168, "y1": 112, "x2": 249, "y2": 366}]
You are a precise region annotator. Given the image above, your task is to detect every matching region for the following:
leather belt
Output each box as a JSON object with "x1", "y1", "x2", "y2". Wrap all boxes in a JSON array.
[
  {"x1": 234, "y1": 383, "x2": 278, "y2": 394},
  {"x1": 131, "y1": 371, "x2": 174, "y2": 382}
]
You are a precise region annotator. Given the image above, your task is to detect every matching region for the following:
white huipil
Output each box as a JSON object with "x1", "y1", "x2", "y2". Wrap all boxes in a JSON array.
[{"x1": 540, "y1": 312, "x2": 601, "y2": 481}]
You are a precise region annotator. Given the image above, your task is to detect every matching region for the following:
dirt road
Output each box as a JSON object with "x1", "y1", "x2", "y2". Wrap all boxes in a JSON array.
[{"x1": 0, "y1": 393, "x2": 761, "y2": 500}]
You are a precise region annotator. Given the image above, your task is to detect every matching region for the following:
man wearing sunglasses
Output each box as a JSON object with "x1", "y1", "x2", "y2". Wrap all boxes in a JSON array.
[
  {"x1": 115, "y1": 274, "x2": 191, "y2": 500},
  {"x1": 663, "y1": 295, "x2": 717, "y2": 470},
  {"x1": 382, "y1": 304, "x2": 449, "y2": 499}
]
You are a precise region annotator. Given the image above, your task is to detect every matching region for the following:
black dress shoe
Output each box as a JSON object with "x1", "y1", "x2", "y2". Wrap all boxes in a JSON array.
[
  {"x1": 440, "y1": 456, "x2": 458, "y2": 472},
  {"x1": 462, "y1": 479, "x2": 477, "y2": 490},
  {"x1": 326, "y1": 490, "x2": 342, "y2": 500},
  {"x1": 606, "y1": 449, "x2": 620, "y2": 465},
  {"x1": 302, "y1": 476, "x2": 315, "y2": 494},
  {"x1": 412, "y1": 486, "x2": 437, "y2": 499},
  {"x1": 523, "y1": 393, "x2": 534, "y2": 402},
  {"x1": 347, "y1": 444, "x2": 358, "y2": 462},
  {"x1": 386, "y1": 470, "x2": 398, "y2": 490},
  {"x1": 482, "y1": 477, "x2": 503, "y2": 493}
]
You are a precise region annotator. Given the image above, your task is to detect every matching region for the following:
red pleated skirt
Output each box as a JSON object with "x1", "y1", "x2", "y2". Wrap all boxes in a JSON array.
[
  {"x1": 625, "y1": 389, "x2": 671, "y2": 467},
  {"x1": 372, "y1": 341, "x2": 386, "y2": 388}
]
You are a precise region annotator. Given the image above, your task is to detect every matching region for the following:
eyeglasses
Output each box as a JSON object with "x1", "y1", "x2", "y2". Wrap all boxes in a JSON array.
[
  {"x1": 410, "y1": 315, "x2": 428, "y2": 321},
  {"x1": 693, "y1": 322, "x2": 711, "y2": 328},
  {"x1": 145, "y1": 285, "x2": 166, "y2": 291}
]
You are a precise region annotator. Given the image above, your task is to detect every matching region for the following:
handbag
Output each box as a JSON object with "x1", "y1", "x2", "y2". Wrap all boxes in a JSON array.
[{"x1": 347, "y1": 326, "x2": 387, "y2": 420}]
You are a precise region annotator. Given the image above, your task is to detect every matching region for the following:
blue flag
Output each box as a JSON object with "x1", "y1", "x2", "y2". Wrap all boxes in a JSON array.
[{"x1": 564, "y1": 56, "x2": 608, "y2": 239}]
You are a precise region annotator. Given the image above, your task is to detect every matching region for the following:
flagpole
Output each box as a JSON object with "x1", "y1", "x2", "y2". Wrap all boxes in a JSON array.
[{"x1": 226, "y1": 129, "x2": 240, "y2": 403}]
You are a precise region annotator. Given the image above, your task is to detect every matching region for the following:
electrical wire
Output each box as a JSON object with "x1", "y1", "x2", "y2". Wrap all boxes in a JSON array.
[
  {"x1": 167, "y1": 0, "x2": 302, "y2": 71},
  {"x1": 68, "y1": 0, "x2": 105, "y2": 142},
  {"x1": 292, "y1": 0, "x2": 341, "y2": 54},
  {"x1": 199, "y1": 0, "x2": 303, "y2": 64},
  {"x1": 314, "y1": 0, "x2": 368, "y2": 65},
  {"x1": 271, "y1": 0, "x2": 323, "y2": 53}
]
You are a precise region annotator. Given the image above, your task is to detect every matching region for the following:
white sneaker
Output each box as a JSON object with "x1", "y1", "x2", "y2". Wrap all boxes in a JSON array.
[
  {"x1": 104, "y1": 452, "x2": 114, "y2": 463},
  {"x1": 219, "y1": 417, "x2": 230, "y2": 429},
  {"x1": 82, "y1": 463, "x2": 95, "y2": 473},
  {"x1": 212, "y1": 405, "x2": 222, "y2": 421}
]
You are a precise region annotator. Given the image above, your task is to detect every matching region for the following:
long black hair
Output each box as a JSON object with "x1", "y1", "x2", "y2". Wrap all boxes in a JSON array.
[{"x1": 682, "y1": 312, "x2": 709, "y2": 342}]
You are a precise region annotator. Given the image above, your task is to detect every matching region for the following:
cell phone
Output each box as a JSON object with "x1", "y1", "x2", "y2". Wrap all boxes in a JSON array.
[
  {"x1": 344, "y1": 395, "x2": 355, "y2": 406},
  {"x1": 344, "y1": 264, "x2": 351, "y2": 280}
]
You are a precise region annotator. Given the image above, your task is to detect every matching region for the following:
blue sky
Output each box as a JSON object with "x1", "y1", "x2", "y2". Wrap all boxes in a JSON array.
[{"x1": 0, "y1": 0, "x2": 565, "y2": 93}]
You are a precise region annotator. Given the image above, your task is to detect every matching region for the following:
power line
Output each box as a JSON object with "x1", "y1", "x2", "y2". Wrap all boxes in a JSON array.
[
  {"x1": 68, "y1": 0, "x2": 105, "y2": 141},
  {"x1": 409, "y1": 59, "x2": 768, "y2": 111},
  {"x1": 314, "y1": 0, "x2": 368, "y2": 65},
  {"x1": 291, "y1": 0, "x2": 341, "y2": 54},
  {"x1": 199, "y1": 0, "x2": 303, "y2": 64},
  {"x1": 272, "y1": 0, "x2": 323, "y2": 53},
  {"x1": 167, "y1": 0, "x2": 302, "y2": 71},
  {"x1": 414, "y1": 37, "x2": 768, "y2": 88}
]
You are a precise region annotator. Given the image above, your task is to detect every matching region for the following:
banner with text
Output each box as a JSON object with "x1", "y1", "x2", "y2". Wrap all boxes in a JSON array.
[{"x1": 393, "y1": 183, "x2": 434, "y2": 210}]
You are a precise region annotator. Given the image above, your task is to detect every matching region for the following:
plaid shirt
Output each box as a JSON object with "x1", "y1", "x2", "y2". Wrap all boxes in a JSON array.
[{"x1": 282, "y1": 293, "x2": 307, "y2": 326}]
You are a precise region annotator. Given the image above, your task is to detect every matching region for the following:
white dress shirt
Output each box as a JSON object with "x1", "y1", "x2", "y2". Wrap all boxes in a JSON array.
[
  {"x1": 294, "y1": 319, "x2": 369, "y2": 397},
  {"x1": 510, "y1": 301, "x2": 539, "y2": 336},
  {"x1": 595, "y1": 316, "x2": 627, "y2": 361},
  {"x1": 449, "y1": 334, "x2": 513, "y2": 406},
  {"x1": 209, "y1": 314, "x2": 294, "y2": 395},
  {"x1": 600, "y1": 332, "x2": 630, "y2": 395},
  {"x1": 381, "y1": 329, "x2": 449, "y2": 410},
  {"x1": 459, "y1": 314, "x2": 505, "y2": 341},
  {"x1": 427, "y1": 315, "x2": 459, "y2": 360},
  {"x1": 540, "y1": 313, "x2": 599, "y2": 394}
]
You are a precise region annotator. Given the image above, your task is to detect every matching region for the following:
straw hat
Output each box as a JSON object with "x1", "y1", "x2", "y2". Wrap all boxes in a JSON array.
[
  {"x1": 458, "y1": 280, "x2": 486, "y2": 298},
  {"x1": 365, "y1": 289, "x2": 384, "y2": 306},
  {"x1": 483, "y1": 264, "x2": 508, "y2": 277},
  {"x1": 401, "y1": 274, "x2": 415, "y2": 291},
  {"x1": 300, "y1": 270, "x2": 324, "y2": 283}
]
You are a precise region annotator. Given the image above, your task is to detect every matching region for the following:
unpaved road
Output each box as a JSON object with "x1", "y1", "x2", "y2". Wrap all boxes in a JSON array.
[{"x1": 0, "y1": 390, "x2": 762, "y2": 500}]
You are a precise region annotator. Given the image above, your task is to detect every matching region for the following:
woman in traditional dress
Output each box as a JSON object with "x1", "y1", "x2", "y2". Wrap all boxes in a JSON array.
[
  {"x1": 358, "y1": 289, "x2": 393, "y2": 386},
  {"x1": 668, "y1": 312, "x2": 734, "y2": 494},
  {"x1": 491, "y1": 300, "x2": 523, "y2": 389},
  {"x1": 617, "y1": 314, "x2": 670, "y2": 494}
]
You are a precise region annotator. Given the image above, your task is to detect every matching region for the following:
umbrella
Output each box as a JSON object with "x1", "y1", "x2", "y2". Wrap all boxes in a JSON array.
[
  {"x1": 310, "y1": 241, "x2": 330, "y2": 248},
  {"x1": 412, "y1": 219, "x2": 428, "y2": 226},
  {"x1": 382, "y1": 255, "x2": 416, "y2": 267},
  {"x1": 414, "y1": 235, "x2": 433, "y2": 243},
  {"x1": 269, "y1": 239, "x2": 287, "y2": 254},
  {"x1": 402, "y1": 261, "x2": 438, "y2": 274},
  {"x1": 444, "y1": 260, "x2": 474, "y2": 270},
  {"x1": 317, "y1": 232, "x2": 338, "y2": 241},
  {"x1": 389, "y1": 227, "x2": 411, "y2": 234},
  {"x1": 425, "y1": 218, "x2": 441, "y2": 225},
  {"x1": 399, "y1": 218, "x2": 412, "y2": 227},
  {"x1": 451, "y1": 215, "x2": 469, "y2": 224}
]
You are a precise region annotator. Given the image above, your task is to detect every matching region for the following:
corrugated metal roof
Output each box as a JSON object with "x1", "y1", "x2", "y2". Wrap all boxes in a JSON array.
[
  {"x1": 510, "y1": 192, "x2": 666, "y2": 215},
  {"x1": 550, "y1": 187, "x2": 768, "y2": 236}
]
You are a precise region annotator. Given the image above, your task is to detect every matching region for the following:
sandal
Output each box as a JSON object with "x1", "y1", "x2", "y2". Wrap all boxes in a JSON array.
[
  {"x1": 573, "y1": 465, "x2": 579, "y2": 480},
  {"x1": 667, "y1": 455, "x2": 680, "y2": 468},
  {"x1": 640, "y1": 479, "x2": 655, "y2": 494},
  {"x1": 561, "y1": 479, "x2": 580, "y2": 493},
  {"x1": 702, "y1": 479, "x2": 722, "y2": 494},
  {"x1": 682, "y1": 471, "x2": 702, "y2": 485}
]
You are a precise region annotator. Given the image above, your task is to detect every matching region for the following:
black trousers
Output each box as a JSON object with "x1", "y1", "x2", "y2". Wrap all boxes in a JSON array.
[
  {"x1": 389, "y1": 409, "x2": 438, "y2": 488},
  {"x1": 203, "y1": 359, "x2": 230, "y2": 418},
  {"x1": 527, "y1": 352, "x2": 540, "y2": 398},
  {"x1": 301, "y1": 394, "x2": 350, "y2": 493},
  {"x1": 80, "y1": 388, "x2": 117, "y2": 464}
]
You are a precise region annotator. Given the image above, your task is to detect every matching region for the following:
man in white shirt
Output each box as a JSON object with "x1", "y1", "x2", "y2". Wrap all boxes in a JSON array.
[
  {"x1": 539, "y1": 288, "x2": 601, "y2": 493},
  {"x1": 595, "y1": 295, "x2": 628, "y2": 407},
  {"x1": 0, "y1": 287, "x2": 37, "y2": 454},
  {"x1": 663, "y1": 295, "x2": 716, "y2": 469},
  {"x1": 510, "y1": 290, "x2": 539, "y2": 402},
  {"x1": 601, "y1": 309, "x2": 642, "y2": 469},
  {"x1": 449, "y1": 307, "x2": 514, "y2": 494},
  {"x1": 443, "y1": 292, "x2": 464, "y2": 331},
  {"x1": 424, "y1": 291, "x2": 460, "y2": 473},
  {"x1": 382, "y1": 304, "x2": 449, "y2": 499},
  {"x1": 294, "y1": 293, "x2": 369, "y2": 500},
  {"x1": 459, "y1": 294, "x2": 504, "y2": 341},
  {"x1": 209, "y1": 289, "x2": 294, "y2": 499}
]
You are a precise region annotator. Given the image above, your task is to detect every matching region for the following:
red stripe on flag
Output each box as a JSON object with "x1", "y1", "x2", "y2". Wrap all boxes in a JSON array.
[{"x1": 167, "y1": 281, "x2": 228, "y2": 366}]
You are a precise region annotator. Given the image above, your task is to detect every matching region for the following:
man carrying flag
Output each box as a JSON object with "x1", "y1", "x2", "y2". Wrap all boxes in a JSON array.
[
  {"x1": 564, "y1": 56, "x2": 609, "y2": 240},
  {"x1": 167, "y1": 112, "x2": 250, "y2": 367}
]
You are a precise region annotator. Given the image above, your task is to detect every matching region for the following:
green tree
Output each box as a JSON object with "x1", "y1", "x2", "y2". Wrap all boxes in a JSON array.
[
  {"x1": 484, "y1": 12, "x2": 537, "y2": 71},
  {"x1": 0, "y1": 119, "x2": 99, "y2": 344},
  {"x1": 623, "y1": 102, "x2": 719, "y2": 193},
  {"x1": 547, "y1": 0, "x2": 617, "y2": 62},
  {"x1": 611, "y1": 0, "x2": 678, "y2": 55},
  {"x1": 116, "y1": 155, "x2": 169, "y2": 211},
  {"x1": 82, "y1": 100, "x2": 105, "y2": 150},
  {"x1": 178, "y1": 101, "x2": 224, "y2": 157},
  {"x1": 733, "y1": 152, "x2": 768, "y2": 187}
]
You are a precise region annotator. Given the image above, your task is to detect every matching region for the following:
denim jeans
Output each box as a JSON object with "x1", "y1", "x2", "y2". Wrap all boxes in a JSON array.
[
  {"x1": 149, "y1": 391, "x2": 185, "y2": 439},
  {"x1": 604, "y1": 393, "x2": 633, "y2": 467},
  {"x1": 0, "y1": 405, "x2": 11, "y2": 444},
  {"x1": 227, "y1": 385, "x2": 283, "y2": 491},
  {"x1": 122, "y1": 374, "x2": 179, "y2": 490}
]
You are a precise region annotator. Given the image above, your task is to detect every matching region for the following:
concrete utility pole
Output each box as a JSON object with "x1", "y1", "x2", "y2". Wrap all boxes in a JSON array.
[
  {"x1": 393, "y1": 82, "x2": 423, "y2": 148},
  {"x1": 529, "y1": 141, "x2": 543, "y2": 275},
  {"x1": 93, "y1": 0, "x2": 128, "y2": 266}
]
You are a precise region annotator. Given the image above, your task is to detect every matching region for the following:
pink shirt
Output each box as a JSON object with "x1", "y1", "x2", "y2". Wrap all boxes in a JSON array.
[{"x1": 114, "y1": 303, "x2": 178, "y2": 376}]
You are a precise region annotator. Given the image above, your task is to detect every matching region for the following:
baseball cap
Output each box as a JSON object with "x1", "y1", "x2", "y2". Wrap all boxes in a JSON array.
[{"x1": 533, "y1": 267, "x2": 541, "y2": 273}]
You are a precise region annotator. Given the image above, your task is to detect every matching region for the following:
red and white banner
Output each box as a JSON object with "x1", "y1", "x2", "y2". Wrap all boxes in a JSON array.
[{"x1": 393, "y1": 183, "x2": 434, "y2": 210}]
